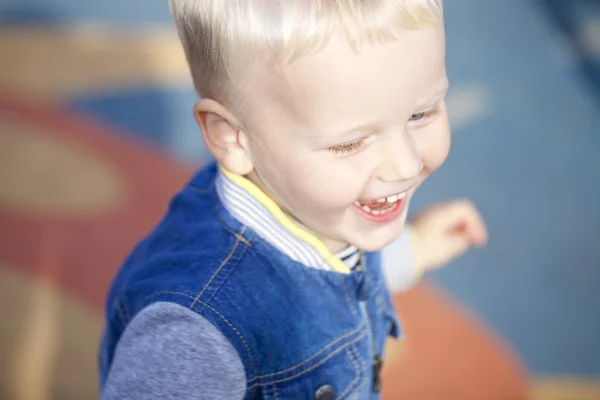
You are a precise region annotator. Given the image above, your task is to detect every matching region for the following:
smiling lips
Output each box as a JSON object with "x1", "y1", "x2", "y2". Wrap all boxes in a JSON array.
[{"x1": 353, "y1": 191, "x2": 407, "y2": 223}]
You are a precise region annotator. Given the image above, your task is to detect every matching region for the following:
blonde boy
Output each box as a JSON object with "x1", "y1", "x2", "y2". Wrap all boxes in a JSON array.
[{"x1": 99, "y1": 1, "x2": 487, "y2": 399}]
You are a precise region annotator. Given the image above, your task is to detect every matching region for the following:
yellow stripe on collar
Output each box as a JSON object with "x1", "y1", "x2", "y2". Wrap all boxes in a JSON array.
[{"x1": 219, "y1": 165, "x2": 350, "y2": 274}]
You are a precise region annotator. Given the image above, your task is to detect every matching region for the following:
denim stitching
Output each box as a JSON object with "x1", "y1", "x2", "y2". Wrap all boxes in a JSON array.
[
  {"x1": 233, "y1": 232, "x2": 251, "y2": 247},
  {"x1": 131, "y1": 290, "x2": 259, "y2": 377},
  {"x1": 345, "y1": 344, "x2": 368, "y2": 399},
  {"x1": 247, "y1": 329, "x2": 367, "y2": 389},
  {"x1": 131, "y1": 292, "x2": 366, "y2": 389},
  {"x1": 337, "y1": 347, "x2": 361, "y2": 400},
  {"x1": 246, "y1": 321, "x2": 366, "y2": 382},
  {"x1": 189, "y1": 226, "x2": 247, "y2": 309},
  {"x1": 213, "y1": 204, "x2": 252, "y2": 245},
  {"x1": 346, "y1": 376, "x2": 367, "y2": 399},
  {"x1": 273, "y1": 382, "x2": 280, "y2": 400},
  {"x1": 194, "y1": 298, "x2": 259, "y2": 377},
  {"x1": 213, "y1": 205, "x2": 253, "y2": 247},
  {"x1": 190, "y1": 181, "x2": 253, "y2": 247}
]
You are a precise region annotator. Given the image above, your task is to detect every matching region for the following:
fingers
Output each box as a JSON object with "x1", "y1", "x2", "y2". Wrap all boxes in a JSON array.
[
  {"x1": 410, "y1": 198, "x2": 489, "y2": 271},
  {"x1": 440, "y1": 199, "x2": 488, "y2": 247}
]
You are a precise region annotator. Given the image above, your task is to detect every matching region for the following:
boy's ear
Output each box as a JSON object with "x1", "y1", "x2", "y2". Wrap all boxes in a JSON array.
[{"x1": 193, "y1": 99, "x2": 254, "y2": 175}]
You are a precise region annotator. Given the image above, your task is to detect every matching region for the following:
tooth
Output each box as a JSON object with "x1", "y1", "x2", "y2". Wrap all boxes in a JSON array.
[
  {"x1": 362, "y1": 205, "x2": 371, "y2": 212},
  {"x1": 372, "y1": 210, "x2": 381, "y2": 215},
  {"x1": 397, "y1": 192, "x2": 406, "y2": 199},
  {"x1": 377, "y1": 198, "x2": 386, "y2": 203},
  {"x1": 354, "y1": 201, "x2": 361, "y2": 206},
  {"x1": 387, "y1": 194, "x2": 398, "y2": 203}
]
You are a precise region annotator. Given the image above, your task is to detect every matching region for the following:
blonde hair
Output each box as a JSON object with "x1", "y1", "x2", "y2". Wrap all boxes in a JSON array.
[{"x1": 170, "y1": 0, "x2": 443, "y2": 110}]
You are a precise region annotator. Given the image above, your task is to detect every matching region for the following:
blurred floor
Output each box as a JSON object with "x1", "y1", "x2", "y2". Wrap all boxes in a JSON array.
[{"x1": 0, "y1": 0, "x2": 599, "y2": 399}]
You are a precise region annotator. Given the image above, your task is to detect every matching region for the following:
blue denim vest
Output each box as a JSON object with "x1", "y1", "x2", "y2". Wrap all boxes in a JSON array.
[{"x1": 99, "y1": 163, "x2": 401, "y2": 399}]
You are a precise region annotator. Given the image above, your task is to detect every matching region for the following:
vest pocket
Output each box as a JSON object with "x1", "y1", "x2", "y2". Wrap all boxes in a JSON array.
[{"x1": 261, "y1": 342, "x2": 368, "y2": 400}]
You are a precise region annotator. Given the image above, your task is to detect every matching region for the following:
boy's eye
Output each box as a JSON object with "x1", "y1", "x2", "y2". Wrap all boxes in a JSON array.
[
  {"x1": 410, "y1": 111, "x2": 427, "y2": 121},
  {"x1": 409, "y1": 104, "x2": 442, "y2": 123},
  {"x1": 328, "y1": 137, "x2": 367, "y2": 155}
]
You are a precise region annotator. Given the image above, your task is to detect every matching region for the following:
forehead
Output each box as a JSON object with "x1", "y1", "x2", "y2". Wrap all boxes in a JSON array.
[{"x1": 244, "y1": 26, "x2": 447, "y2": 135}]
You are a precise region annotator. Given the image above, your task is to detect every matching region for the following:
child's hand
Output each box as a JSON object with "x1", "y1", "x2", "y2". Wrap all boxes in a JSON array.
[{"x1": 411, "y1": 199, "x2": 488, "y2": 272}]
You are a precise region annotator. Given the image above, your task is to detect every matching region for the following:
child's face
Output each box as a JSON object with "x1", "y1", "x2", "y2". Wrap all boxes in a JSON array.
[{"x1": 244, "y1": 25, "x2": 449, "y2": 252}]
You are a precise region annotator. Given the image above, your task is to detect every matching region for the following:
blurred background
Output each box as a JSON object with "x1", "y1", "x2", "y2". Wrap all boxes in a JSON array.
[{"x1": 0, "y1": 0, "x2": 598, "y2": 399}]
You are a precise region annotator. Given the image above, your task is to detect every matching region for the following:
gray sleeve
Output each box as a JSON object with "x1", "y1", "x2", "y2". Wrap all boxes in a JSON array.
[
  {"x1": 101, "y1": 302, "x2": 246, "y2": 400},
  {"x1": 381, "y1": 225, "x2": 420, "y2": 293}
]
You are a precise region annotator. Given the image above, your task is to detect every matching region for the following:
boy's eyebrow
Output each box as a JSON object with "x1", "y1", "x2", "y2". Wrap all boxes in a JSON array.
[
  {"x1": 306, "y1": 123, "x2": 378, "y2": 139},
  {"x1": 417, "y1": 81, "x2": 450, "y2": 109}
]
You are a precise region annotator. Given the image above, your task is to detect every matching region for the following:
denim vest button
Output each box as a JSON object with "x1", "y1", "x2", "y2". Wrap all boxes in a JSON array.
[{"x1": 315, "y1": 384, "x2": 335, "y2": 400}]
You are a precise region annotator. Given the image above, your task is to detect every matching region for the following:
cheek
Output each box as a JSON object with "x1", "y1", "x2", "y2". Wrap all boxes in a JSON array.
[
  {"x1": 283, "y1": 162, "x2": 365, "y2": 220},
  {"x1": 287, "y1": 168, "x2": 359, "y2": 212},
  {"x1": 250, "y1": 136, "x2": 366, "y2": 217},
  {"x1": 255, "y1": 150, "x2": 351, "y2": 214},
  {"x1": 420, "y1": 119, "x2": 451, "y2": 173}
]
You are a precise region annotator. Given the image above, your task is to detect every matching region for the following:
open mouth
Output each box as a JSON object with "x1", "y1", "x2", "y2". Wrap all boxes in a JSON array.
[
  {"x1": 352, "y1": 191, "x2": 407, "y2": 223},
  {"x1": 353, "y1": 192, "x2": 406, "y2": 215}
]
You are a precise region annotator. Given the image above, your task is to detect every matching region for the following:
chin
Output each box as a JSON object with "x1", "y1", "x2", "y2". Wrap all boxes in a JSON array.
[
  {"x1": 350, "y1": 219, "x2": 407, "y2": 253},
  {"x1": 348, "y1": 231, "x2": 400, "y2": 253}
]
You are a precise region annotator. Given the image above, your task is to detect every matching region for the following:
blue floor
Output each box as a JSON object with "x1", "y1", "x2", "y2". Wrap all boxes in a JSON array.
[{"x1": 2, "y1": 0, "x2": 599, "y2": 377}]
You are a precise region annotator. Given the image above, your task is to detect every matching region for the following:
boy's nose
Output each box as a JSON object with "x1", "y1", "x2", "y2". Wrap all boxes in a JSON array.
[{"x1": 376, "y1": 133, "x2": 423, "y2": 183}]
